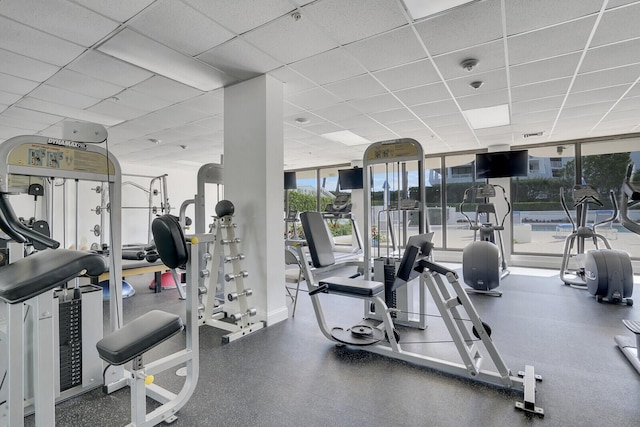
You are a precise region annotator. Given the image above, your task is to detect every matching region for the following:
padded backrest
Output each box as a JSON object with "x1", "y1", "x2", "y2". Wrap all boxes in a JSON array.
[
  {"x1": 300, "y1": 212, "x2": 336, "y2": 268},
  {"x1": 152, "y1": 215, "x2": 188, "y2": 269}
]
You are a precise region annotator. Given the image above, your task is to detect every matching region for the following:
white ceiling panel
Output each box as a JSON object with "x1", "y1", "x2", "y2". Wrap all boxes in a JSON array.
[
  {"x1": 0, "y1": 91, "x2": 21, "y2": 106},
  {"x1": 423, "y1": 112, "x2": 467, "y2": 128},
  {"x1": 0, "y1": 16, "x2": 85, "y2": 66},
  {"x1": 511, "y1": 78, "x2": 573, "y2": 102},
  {"x1": 286, "y1": 87, "x2": 341, "y2": 110},
  {"x1": 369, "y1": 108, "x2": 417, "y2": 124},
  {"x1": 505, "y1": 0, "x2": 602, "y2": 36},
  {"x1": 457, "y1": 89, "x2": 509, "y2": 110},
  {"x1": 323, "y1": 75, "x2": 387, "y2": 101},
  {"x1": 607, "y1": 0, "x2": 640, "y2": 8},
  {"x1": 197, "y1": 38, "x2": 282, "y2": 81},
  {"x1": 2, "y1": 105, "x2": 64, "y2": 126},
  {"x1": 73, "y1": 0, "x2": 155, "y2": 23},
  {"x1": 344, "y1": 27, "x2": 427, "y2": 72},
  {"x1": 0, "y1": 125, "x2": 35, "y2": 140},
  {"x1": 270, "y1": 67, "x2": 316, "y2": 96},
  {"x1": 302, "y1": 0, "x2": 407, "y2": 45},
  {"x1": 559, "y1": 102, "x2": 616, "y2": 118},
  {"x1": 29, "y1": 85, "x2": 100, "y2": 109},
  {"x1": 511, "y1": 95, "x2": 565, "y2": 114},
  {"x1": 0, "y1": 0, "x2": 118, "y2": 46},
  {"x1": 385, "y1": 119, "x2": 427, "y2": 134},
  {"x1": 243, "y1": 13, "x2": 338, "y2": 64},
  {"x1": 415, "y1": 0, "x2": 503, "y2": 55},
  {"x1": 131, "y1": 76, "x2": 203, "y2": 103},
  {"x1": 141, "y1": 105, "x2": 210, "y2": 130},
  {"x1": 412, "y1": 100, "x2": 461, "y2": 118},
  {"x1": 0, "y1": 114, "x2": 48, "y2": 132},
  {"x1": 625, "y1": 84, "x2": 640, "y2": 97},
  {"x1": 591, "y1": 2, "x2": 640, "y2": 46},
  {"x1": 333, "y1": 114, "x2": 381, "y2": 129},
  {"x1": 88, "y1": 99, "x2": 148, "y2": 121},
  {"x1": 310, "y1": 103, "x2": 362, "y2": 122},
  {"x1": 394, "y1": 82, "x2": 451, "y2": 106},
  {"x1": 0, "y1": 49, "x2": 60, "y2": 82},
  {"x1": 508, "y1": 16, "x2": 596, "y2": 65},
  {"x1": 130, "y1": 0, "x2": 234, "y2": 56},
  {"x1": 66, "y1": 51, "x2": 153, "y2": 88},
  {"x1": 184, "y1": 0, "x2": 294, "y2": 35},
  {"x1": 573, "y1": 64, "x2": 640, "y2": 92},
  {"x1": 45, "y1": 69, "x2": 124, "y2": 99},
  {"x1": 610, "y1": 94, "x2": 640, "y2": 111},
  {"x1": 510, "y1": 53, "x2": 581, "y2": 86},
  {"x1": 373, "y1": 59, "x2": 441, "y2": 91},
  {"x1": 565, "y1": 85, "x2": 629, "y2": 108},
  {"x1": 347, "y1": 94, "x2": 403, "y2": 114},
  {"x1": 512, "y1": 109, "x2": 560, "y2": 124},
  {"x1": 288, "y1": 48, "x2": 366, "y2": 86},
  {"x1": 110, "y1": 88, "x2": 174, "y2": 112},
  {"x1": 301, "y1": 122, "x2": 343, "y2": 135},
  {"x1": 177, "y1": 91, "x2": 224, "y2": 115},
  {"x1": 432, "y1": 40, "x2": 506, "y2": 80},
  {"x1": 0, "y1": 72, "x2": 40, "y2": 95},
  {"x1": 581, "y1": 38, "x2": 640, "y2": 72}
]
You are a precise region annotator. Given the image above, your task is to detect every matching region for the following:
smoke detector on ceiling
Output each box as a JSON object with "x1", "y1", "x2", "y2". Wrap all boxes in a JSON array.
[{"x1": 460, "y1": 58, "x2": 479, "y2": 72}]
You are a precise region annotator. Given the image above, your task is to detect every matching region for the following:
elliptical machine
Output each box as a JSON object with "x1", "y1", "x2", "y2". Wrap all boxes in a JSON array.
[
  {"x1": 459, "y1": 183, "x2": 510, "y2": 297},
  {"x1": 559, "y1": 184, "x2": 633, "y2": 305}
]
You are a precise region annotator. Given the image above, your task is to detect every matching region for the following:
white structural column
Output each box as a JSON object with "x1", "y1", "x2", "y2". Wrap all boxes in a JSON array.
[{"x1": 224, "y1": 74, "x2": 287, "y2": 326}]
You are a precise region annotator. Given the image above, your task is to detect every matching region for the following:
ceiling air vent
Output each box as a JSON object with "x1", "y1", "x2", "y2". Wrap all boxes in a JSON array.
[{"x1": 523, "y1": 131, "x2": 544, "y2": 138}]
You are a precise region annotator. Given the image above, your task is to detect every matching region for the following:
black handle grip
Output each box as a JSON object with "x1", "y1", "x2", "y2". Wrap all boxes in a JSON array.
[
  {"x1": 0, "y1": 193, "x2": 60, "y2": 249},
  {"x1": 309, "y1": 284, "x2": 329, "y2": 296}
]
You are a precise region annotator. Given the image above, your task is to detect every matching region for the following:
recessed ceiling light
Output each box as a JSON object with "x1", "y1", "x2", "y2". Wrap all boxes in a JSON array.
[
  {"x1": 294, "y1": 117, "x2": 310, "y2": 125},
  {"x1": 402, "y1": 0, "x2": 477, "y2": 20},
  {"x1": 462, "y1": 104, "x2": 510, "y2": 130},
  {"x1": 321, "y1": 130, "x2": 370, "y2": 146},
  {"x1": 149, "y1": 138, "x2": 161, "y2": 144}
]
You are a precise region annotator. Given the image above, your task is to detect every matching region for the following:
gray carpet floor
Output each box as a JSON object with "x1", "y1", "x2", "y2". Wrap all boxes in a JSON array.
[{"x1": 24, "y1": 265, "x2": 640, "y2": 427}]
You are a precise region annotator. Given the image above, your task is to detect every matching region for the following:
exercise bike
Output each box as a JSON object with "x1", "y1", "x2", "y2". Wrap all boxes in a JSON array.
[
  {"x1": 459, "y1": 183, "x2": 510, "y2": 296},
  {"x1": 615, "y1": 163, "x2": 639, "y2": 373},
  {"x1": 559, "y1": 184, "x2": 633, "y2": 305}
]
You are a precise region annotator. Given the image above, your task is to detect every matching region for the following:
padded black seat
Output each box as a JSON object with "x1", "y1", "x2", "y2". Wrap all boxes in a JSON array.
[
  {"x1": 319, "y1": 277, "x2": 384, "y2": 296},
  {"x1": 96, "y1": 310, "x2": 183, "y2": 365},
  {"x1": 0, "y1": 249, "x2": 107, "y2": 304}
]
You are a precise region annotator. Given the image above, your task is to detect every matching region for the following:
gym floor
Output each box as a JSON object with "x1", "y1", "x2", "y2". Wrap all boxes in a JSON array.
[{"x1": 26, "y1": 265, "x2": 640, "y2": 427}]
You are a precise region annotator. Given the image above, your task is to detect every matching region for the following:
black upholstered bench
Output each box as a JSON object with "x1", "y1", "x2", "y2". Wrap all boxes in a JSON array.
[
  {"x1": 0, "y1": 249, "x2": 107, "y2": 304},
  {"x1": 96, "y1": 310, "x2": 184, "y2": 366},
  {"x1": 319, "y1": 276, "x2": 384, "y2": 296}
]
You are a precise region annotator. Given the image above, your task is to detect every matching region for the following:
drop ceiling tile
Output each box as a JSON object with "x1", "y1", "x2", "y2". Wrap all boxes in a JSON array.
[
  {"x1": 505, "y1": 0, "x2": 602, "y2": 36},
  {"x1": 288, "y1": 48, "x2": 366, "y2": 86},
  {"x1": 369, "y1": 108, "x2": 416, "y2": 123},
  {"x1": 423, "y1": 112, "x2": 467, "y2": 127},
  {"x1": 29, "y1": 85, "x2": 100, "y2": 109},
  {"x1": 512, "y1": 109, "x2": 559, "y2": 124},
  {"x1": 511, "y1": 95, "x2": 565, "y2": 114},
  {"x1": 2, "y1": 106, "x2": 64, "y2": 126},
  {"x1": 565, "y1": 85, "x2": 629, "y2": 108},
  {"x1": 373, "y1": 59, "x2": 440, "y2": 91},
  {"x1": 270, "y1": 67, "x2": 317, "y2": 95},
  {"x1": 74, "y1": 0, "x2": 155, "y2": 23},
  {"x1": 0, "y1": 49, "x2": 60, "y2": 82},
  {"x1": 243, "y1": 13, "x2": 338, "y2": 64},
  {"x1": 198, "y1": 38, "x2": 282, "y2": 81},
  {"x1": 112, "y1": 88, "x2": 174, "y2": 112},
  {"x1": 130, "y1": 0, "x2": 234, "y2": 56},
  {"x1": 310, "y1": 103, "x2": 362, "y2": 122},
  {"x1": 324, "y1": 75, "x2": 387, "y2": 101},
  {"x1": 508, "y1": 16, "x2": 596, "y2": 65},
  {"x1": 286, "y1": 87, "x2": 341, "y2": 110},
  {"x1": 302, "y1": 0, "x2": 407, "y2": 45},
  {"x1": 510, "y1": 53, "x2": 581, "y2": 86},
  {"x1": 132, "y1": 76, "x2": 204, "y2": 103},
  {"x1": 0, "y1": 125, "x2": 32, "y2": 140},
  {"x1": 0, "y1": 72, "x2": 40, "y2": 95},
  {"x1": 67, "y1": 51, "x2": 153, "y2": 88},
  {"x1": 350, "y1": 126, "x2": 395, "y2": 139},
  {"x1": 599, "y1": 108, "x2": 640, "y2": 122},
  {"x1": 573, "y1": 64, "x2": 640, "y2": 92},
  {"x1": 190, "y1": 116, "x2": 224, "y2": 132},
  {"x1": 184, "y1": 0, "x2": 294, "y2": 34},
  {"x1": 394, "y1": 82, "x2": 451, "y2": 106},
  {"x1": 581, "y1": 38, "x2": 640, "y2": 72},
  {"x1": 385, "y1": 119, "x2": 427, "y2": 133},
  {"x1": 302, "y1": 122, "x2": 344, "y2": 135},
  {"x1": 88, "y1": 100, "x2": 148, "y2": 121},
  {"x1": 432, "y1": 40, "x2": 506, "y2": 80},
  {"x1": 412, "y1": 99, "x2": 461, "y2": 117},
  {"x1": 559, "y1": 102, "x2": 615, "y2": 118},
  {"x1": 610, "y1": 95, "x2": 640, "y2": 111},
  {"x1": 592, "y1": 2, "x2": 640, "y2": 47},
  {"x1": 0, "y1": 0, "x2": 118, "y2": 46},
  {"x1": 347, "y1": 94, "x2": 403, "y2": 113},
  {"x1": 511, "y1": 78, "x2": 572, "y2": 102},
  {"x1": 333, "y1": 114, "x2": 381, "y2": 129},
  {"x1": 627, "y1": 84, "x2": 640, "y2": 98},
  {"x1": 46, "y1": 69, "x2": 124, "y2": 99},
  {"x1": 144, "y1": 105, "x2": 210, "y2": 129},
  {"x1": 0, "y1": 114, "x2": 46, "y2": 132},
  {"x1": 0, "y1": 91, "x2": 21, "y2": 105},
  {"x1": 457, "y1": 89, "x2": 509, "y2": 110},
  {"x1": 0, "y1": 16, "x2": 85, "y2": 66},
  {"x1": 414, "y1": 0, "x2": 502, "y2": 56},
  {"x1": 177, "y1": 92, "x2": 224, "y2": 115},
  {"x1": 344, "y1": 27, "x2": 427, "y2": 72},
  {"x1": 608, "y1": 0, "x2": 640, "y2": 8},
  {"x1": 446, "y1": 68, "x2": 507, "y2": 98}
]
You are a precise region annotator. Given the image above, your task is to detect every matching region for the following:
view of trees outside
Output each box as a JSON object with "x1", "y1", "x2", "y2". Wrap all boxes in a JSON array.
[{"x1": 285, "y1": 138, "x2": 640, "y2": 260}]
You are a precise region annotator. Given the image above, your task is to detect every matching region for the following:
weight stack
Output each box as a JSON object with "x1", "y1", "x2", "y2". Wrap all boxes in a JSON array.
[{"x1": 58, "y1": 297, "x2": 82, "y2": 391}]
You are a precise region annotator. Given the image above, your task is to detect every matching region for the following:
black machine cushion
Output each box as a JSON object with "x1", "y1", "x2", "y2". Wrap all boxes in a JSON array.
[
  {"x1": 0, "y1": 249, "x2": 107, "y2": 304},
  {"x1": 96, "y1": 310, "x2": 183, "y2": 366},
  {"x1": 152, "y1": 215, "x2": 188, "y2": 269},
  {"x1": 319, "y1": 276, "x2": 384, "y2": 296},
  {"x1": 300, "y1": 211, "x2": 336, "y2": 268}
]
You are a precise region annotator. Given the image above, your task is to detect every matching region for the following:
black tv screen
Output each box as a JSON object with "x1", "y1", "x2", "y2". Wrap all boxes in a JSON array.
[
  {"x1": 475, "y1": 150, "x2": 529, "y2": 179},
  {"x1": 338, "y1": 167, "x2": 363, "y2": 190},
  {"x1": 284, "y1": 171, "x2": 297, "y2": 190}
]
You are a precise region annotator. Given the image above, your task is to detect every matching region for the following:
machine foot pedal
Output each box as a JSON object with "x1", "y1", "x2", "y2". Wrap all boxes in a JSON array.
[{"x1": 515, "y1": 365, "x2": 544, "y2": 417}]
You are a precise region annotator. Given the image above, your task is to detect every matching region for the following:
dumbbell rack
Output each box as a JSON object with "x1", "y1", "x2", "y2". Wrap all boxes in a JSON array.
[{"x1": 200, "y1": 214, "x2": 264, "y2": 343}]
